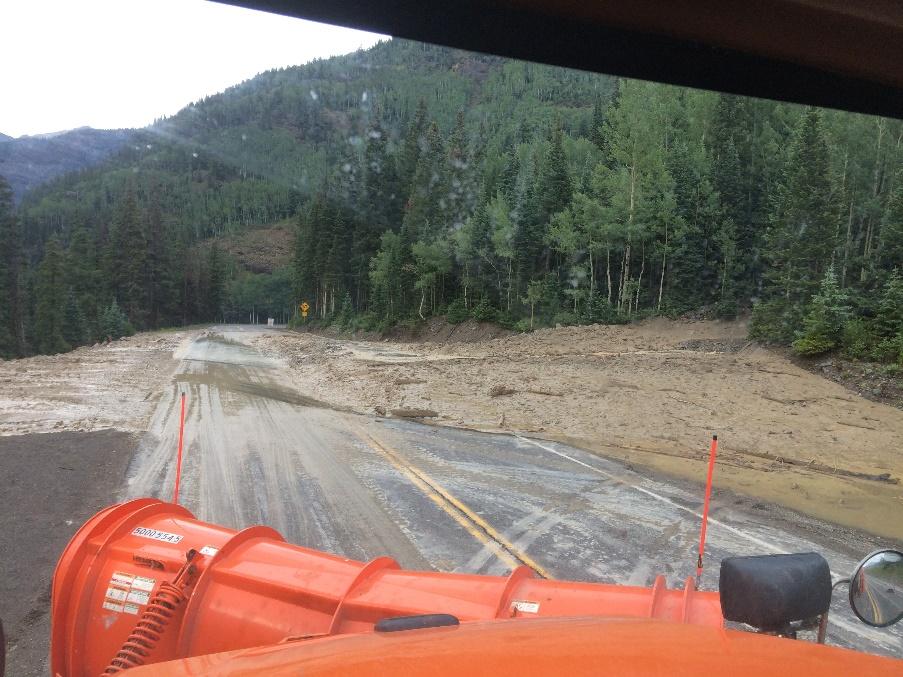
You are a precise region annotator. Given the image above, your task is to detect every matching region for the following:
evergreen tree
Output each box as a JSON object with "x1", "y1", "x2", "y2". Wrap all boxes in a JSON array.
[
  {"x1": 145, "y1": 193, "x2": 177, "y2": 329},
  {"x1": 791, "y1": 267, "x2": 850, "y2": 355},
  {"x1": 539, "y1": 121, "x2": 572, "y2": 223},
  {"x1": 99, "y1": 299, "x2": 133, "y2": 340},
  {"x1": 0, "y1": 176, "x2": 21, "y2": 357},
  {"x1": 205, "y1": 242, "x2": 227, "y2": 322},
  {"x1": 66, "y1": 227, "x2": 101, "y2": 339},
  {"x1": 112, "y1": 188, "x2": 148, "y2": 327},
  {"x1": 398, "y1": 99, "x2": 429, "y2": 193},
  {"x1": 762, "y1": 109, "x2": 838, "y2": 305},
  {"x1": 876, "y1": 269, "x2": 903, "y2": 337},
  {"x1": 590, "y1": 96, "x2": 606, "y2": 151},
  {"x1": 880, "y1": 180, "x2": 903, "y2": 271},
  {"x1": 34, "y1": 234, "x2": 70, "y2": 354},
  {"x1": 62, "y1": 289, "x2": 89, "y2": 347}
]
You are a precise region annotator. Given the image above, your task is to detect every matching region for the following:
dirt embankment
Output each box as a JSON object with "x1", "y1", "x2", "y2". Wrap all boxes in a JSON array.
[{"x1": 251, "y1": 318, "x2": 903, "y2": 540}]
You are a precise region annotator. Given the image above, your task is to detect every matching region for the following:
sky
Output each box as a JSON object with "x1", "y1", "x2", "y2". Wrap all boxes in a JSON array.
[{"x1": 0, "y1": 0, "x2": 386, "y2": 138}]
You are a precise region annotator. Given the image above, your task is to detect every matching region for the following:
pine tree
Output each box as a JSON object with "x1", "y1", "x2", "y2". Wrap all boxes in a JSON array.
[
  {"x1": 590, "y1": 96, "x2": 606, "y2": 151},
  {"x1": 539, "y1": 121, "x2": 572, "y2": 223},
  {"x1": 876, "y1": 269, "x2": 903, "y2": 337},
  {"x1": 67, "y1": 227, "x2": 100, "y2": 340},
  {"x1": 401, "y1": 120, "x2": 446, "y2": 243},
  {"x1": 99, "y1": 299, "x2": 132, "y2": 340},
  {"x1": 791, "y1": 266, "x2": 850, "y2": 355},
  {"x1": 0, "y1": 176, "x2": 20, "y2": 357},
  {"x1": 34, "y1": 234, "x2": 70, "y2": 354},
  {"x1": 145, "y1": 193, "x2": 177, "y2": 329},
  {"x1": 763, "y1": 108, "x2": 838, "y2": 304},
  {"x1": 880, "y1": 180, "x2": 903, "y2": 271},
  {"x1": 205, "y1": 242, "x2": 226, "y2": 322},
  {"x1": 112, "y1": 188, "x2": 148, "y2": 327},
  {"x1": 363, "y1": 113, "x2": 401, "y2": 232},
  {"x1": 398, "y1": 99, "x2": 428, "y2": 193},
  {"x1": 62, "y1": 289, "x2": 88, "y2": 347}
]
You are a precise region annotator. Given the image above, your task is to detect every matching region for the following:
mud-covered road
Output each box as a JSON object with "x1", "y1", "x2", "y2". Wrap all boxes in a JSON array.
[{"x1": 123, "y1": 326, "x2": 902, "y2": 658}]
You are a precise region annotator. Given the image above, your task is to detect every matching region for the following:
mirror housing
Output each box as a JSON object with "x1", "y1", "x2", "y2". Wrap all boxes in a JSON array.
[{"x1": 849, "y1": 549, "x2": 903, "y2": 627}]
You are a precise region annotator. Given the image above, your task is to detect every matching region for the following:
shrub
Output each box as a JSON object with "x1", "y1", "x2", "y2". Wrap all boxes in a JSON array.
[
  {"x1": 552, "y1": 311, "x2": 577, "y2": 326},
  {"x1": 715, "y1": 298, "x2": 739, "y2": 320},
  {"x1": 99, "y1": 300, "x2": 133, "y2": 340},
  {"x1": 750, "y1": 299, "x2": 794, "y2": 342},
  {"x1": 791, "y1": 335, "x2": 835, "y2": 356},
  {"x1": 471, "y1": 298, "x2": 497, "y2": 322},
  {"x1": 872, "y1": 334, "x2": 903, "y2": 364},
  {"x1": 578, "y1": 292, "x2": 621, "y2": 325},
  {"x1": 446, "y1": 298, "x2": 468, "y2": 324},
  {"x1": 513, "y1": 319, "x2": 532, "y2": 333},
  {"x1": 841, "y1": 318, "x2": 877, "y2": 359}
]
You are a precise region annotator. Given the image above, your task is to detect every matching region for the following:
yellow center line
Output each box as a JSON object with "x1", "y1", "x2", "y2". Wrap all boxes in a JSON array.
[{"x1": 346, "y1": 418, "x2": 552, "y2": 579}]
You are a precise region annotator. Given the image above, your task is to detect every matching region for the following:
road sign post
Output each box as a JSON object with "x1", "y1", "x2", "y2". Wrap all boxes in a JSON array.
[{"x1": 300, "y1": 301, "x2": 309, "y2": 320}]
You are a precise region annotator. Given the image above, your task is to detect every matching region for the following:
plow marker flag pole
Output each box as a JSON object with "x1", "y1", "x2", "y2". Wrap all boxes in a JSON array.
[
  {"x1": 695, "y1": 434, "x2": 719, "y2": 589},
  {"x1": 173, "y1": 392, "x2": 186, "y2": 504}
]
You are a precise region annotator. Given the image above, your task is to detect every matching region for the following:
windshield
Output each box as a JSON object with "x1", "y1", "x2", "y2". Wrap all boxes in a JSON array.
[{"x1": 1, "y1": 1, "x2": 902, "y2": 674}]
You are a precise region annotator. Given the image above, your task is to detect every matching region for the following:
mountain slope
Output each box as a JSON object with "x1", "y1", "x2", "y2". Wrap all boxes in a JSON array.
[
  {"x1": 17, "y1": 39, "x2": 614, "y2": 249},
  {"x1": 0, "y1": 127, "x2": 135, "y2": 201}
]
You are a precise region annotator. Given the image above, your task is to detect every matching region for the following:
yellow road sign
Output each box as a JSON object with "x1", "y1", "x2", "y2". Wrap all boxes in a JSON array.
[
  {"x1": 300, "y1": 301, "x2": 310, "y2": 313},
  {"x1": 301, "y1": 311, "x2": 308, "y2": 318}
]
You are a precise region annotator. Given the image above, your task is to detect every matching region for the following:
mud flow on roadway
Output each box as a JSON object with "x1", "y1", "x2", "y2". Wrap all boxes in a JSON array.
[{"x1": 121, "y1": 327, "x2": 902, "y2": 658}]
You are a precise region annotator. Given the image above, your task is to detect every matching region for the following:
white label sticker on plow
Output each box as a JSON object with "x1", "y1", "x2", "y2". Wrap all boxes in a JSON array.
[
  {"x1": 105, "y1": 587, "x2": 128, "y2": 602},
  {"x1": 131, "y1": 527, "x2": 183, "y2": 544},
  {"x1": 512, "y1": 600, "x2": 540, "y2": 613},
  {"x1": 111, "y1": 572, "x2": 135, "y2": 586},
  {"x1": 131, "y1": 576, "x2": 156, "y2": 592},
  {"x1": 126, "y1": 590, "x2": 150, "y2": 605}
]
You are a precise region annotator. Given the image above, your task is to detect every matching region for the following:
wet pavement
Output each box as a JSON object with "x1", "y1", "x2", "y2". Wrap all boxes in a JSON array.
[{"x1": 126, "y1": 326, "x2": 902, "y2": 658}]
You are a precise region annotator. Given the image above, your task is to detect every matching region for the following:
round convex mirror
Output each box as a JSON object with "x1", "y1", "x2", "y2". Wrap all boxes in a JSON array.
[{"x1": 849, "y1": 549, "x2": 903, "y2": 627}]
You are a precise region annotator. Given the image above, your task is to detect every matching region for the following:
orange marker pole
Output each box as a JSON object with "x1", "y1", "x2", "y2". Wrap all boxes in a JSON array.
[
  {"x1": 172, "y1": 392, "x2": 186, "y2": 504},
  {"x1": 695, "y1": 434, "x2": 718, "y2": 589}
]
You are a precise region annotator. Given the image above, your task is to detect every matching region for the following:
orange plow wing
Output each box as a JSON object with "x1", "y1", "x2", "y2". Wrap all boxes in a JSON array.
[{"x1": 51, "y1": 499, "x2": 721, "y2": 676}]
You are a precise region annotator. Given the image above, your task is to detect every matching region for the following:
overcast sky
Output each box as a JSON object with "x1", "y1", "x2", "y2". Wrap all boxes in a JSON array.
[{"x1": 0, "y1": 0, "x2": 386, "y2": 138}]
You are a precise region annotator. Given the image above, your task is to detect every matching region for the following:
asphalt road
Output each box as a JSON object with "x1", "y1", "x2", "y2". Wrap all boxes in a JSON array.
[{"x1": 126, "y1": 326, "x2": 902, "y2": 658}]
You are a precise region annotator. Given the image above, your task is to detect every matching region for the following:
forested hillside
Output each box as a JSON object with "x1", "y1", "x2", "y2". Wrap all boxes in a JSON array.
[
  {"x1": 1, "y1": 38, "x2": 902, "y2": 366},
  {"x1": 0, "y1": 127, "x2": 134, "y2": 201}
]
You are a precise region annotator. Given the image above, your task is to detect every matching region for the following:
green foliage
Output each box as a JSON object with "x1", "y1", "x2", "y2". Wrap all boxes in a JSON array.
[
  {"x1": 99, "y1": 300, "x2": 134, "y2": 340},
  {"x1": 841, "y1": 318, "x2": 878, "y2": 360},
  {"x1": 471, "y1": 297, "x2": 497, "y2": 322},
  {"x1": 446, "y1": 298, "x2": 468, "y2": 324},
  {"x1": 62, "y1": 290, "x2": 89, "y2": 347},
  {"x1": 578, "y1": 292, "x2": 621, "y2": 325},
  {"x1": 872, "y1": 334, "x2": 903, "y2": 364},
  {"x1": 0, "y1": 175, "x2": 22, "y2": 358},
  {"x1": 34, "y1": 234, "x2": 70, "y2": 354},
  {"x1": 876, "y1": 269, "x2": 903, "y2": 337},
  {"x1": 791, "y1": 268, "x2": 849, "y2": 355},
  {"x1": 750, "y1": 299, "x2": 803, "y2": 343},
  {"x1": 8, "y1": 38, "x2": 903, "y2": 361}
]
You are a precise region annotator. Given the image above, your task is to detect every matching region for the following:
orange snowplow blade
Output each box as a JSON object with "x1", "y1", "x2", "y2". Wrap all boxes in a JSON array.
[
  {"x1": 128, "y1": 616, "x2": 903, "y2": 676},
  {"x1": 51, "y1": 499, "x2": 721, "y2": 675}
]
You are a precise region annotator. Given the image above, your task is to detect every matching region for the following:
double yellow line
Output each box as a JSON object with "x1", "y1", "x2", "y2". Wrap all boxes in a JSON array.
[{"x1": 347, "y1": 418, "x2": 551, "y2": 579}]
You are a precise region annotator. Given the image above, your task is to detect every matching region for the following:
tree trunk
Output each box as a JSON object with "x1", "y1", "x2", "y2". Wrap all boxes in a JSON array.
[
  {"x1": 635, "y1": 246, "x2": 645, "y2": 314},
  {"x1": 606, "y1": 247, "x2": 612, "y2": 303},
  {"x1": 841, "y1": 200, "x2": 853, "y2": 287},
  {"x1": 418, "y1": 289, "x2": 426, "y2": 319},
  {"x1": 657, "y1": 222, "x2": 668, "y2": 312}
]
